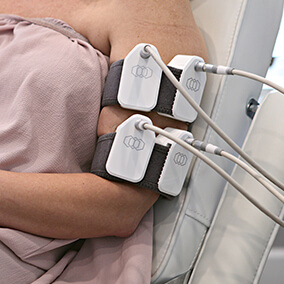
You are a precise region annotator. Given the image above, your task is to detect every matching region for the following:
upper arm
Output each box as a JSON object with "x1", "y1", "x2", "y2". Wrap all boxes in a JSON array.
[
  {"x1": 106, "y1": 0, "x2": 208, "y2": 63},
  {"x1": 97, "y1": 0, "x2": 208, "y2": 135},
  {"x1": 83, "y1": 0, "x2": 207, "y2": 64}
]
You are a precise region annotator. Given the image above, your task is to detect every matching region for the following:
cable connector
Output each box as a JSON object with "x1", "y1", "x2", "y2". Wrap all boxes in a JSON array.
[
  {"x1": 135, "y1": 119, "x2": 148, "y2": 131},
  {"x1": 140, "y1": 45, "x2": 151, "y2": 59},
  {"x1": 195, "y1": 62, "x2": 234, "y2": 75},
  {"x1": 185, "y1": 138, "x2": 223, "y2": 155}
]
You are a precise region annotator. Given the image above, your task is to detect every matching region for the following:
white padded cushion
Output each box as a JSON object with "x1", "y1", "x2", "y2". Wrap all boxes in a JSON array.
[
  {"x1": 152, "y1": 0, "x2": 283, "y2": 283},
  {"x1": 189, "y1": 91, "x2": 284, "y2": 284}
]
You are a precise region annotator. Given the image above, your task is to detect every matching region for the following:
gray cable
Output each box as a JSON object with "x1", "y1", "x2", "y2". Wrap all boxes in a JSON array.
[
  {"x1": 142, "y1": 122, "x2": 284, "y2": 227},
  {"x1": 185, "y1": 138, "x2": 284, "y2": 204},
  {"x1": 144, "y1": 45, "x2": 284, "y2": 191},
  {"x1": 221, "y1": 151, "x2": 284, "y2": 203},
  {"x1": 232, "y1": 69, "x2": 284, "y2": 95},
  {"x1": 195, "y1": 61, "x2": 284, "y2": 95}
]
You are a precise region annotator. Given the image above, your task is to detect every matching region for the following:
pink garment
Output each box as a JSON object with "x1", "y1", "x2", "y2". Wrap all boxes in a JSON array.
[{"x1": 0, "y1": 15, "x2": 153, "y2": 284}]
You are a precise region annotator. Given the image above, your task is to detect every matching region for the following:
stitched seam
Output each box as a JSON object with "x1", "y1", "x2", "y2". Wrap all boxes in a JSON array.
[
  {"x1": 188, "y1": 228, "x2": 208, "y2": 271},
  {"x1": 185, "y1": 209, "x2": 211, "y2": 223},
  {"x1": 252, "y1": 204, "x2": 284, "y2": 283},
  {"x1": 190, "y1": 1, "x2": 245, "y2": 223},
  {"x1": 209, "y1": 1, "x2": 245, "y2": 135}
]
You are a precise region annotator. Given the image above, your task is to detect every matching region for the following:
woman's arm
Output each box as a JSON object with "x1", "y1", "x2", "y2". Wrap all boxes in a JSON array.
[
  {"x1": 94, "y1": 0, "x2": 208, "y2": 135},
  {"x1": 108, "y1": 0, "x2": 208, "y2": 64},
  {"x1": 0, "y1": 170, "x2": 158, "y2": 239},
  {"x1": 0, "y1": 0, "x2": 208, "y2": 239}
]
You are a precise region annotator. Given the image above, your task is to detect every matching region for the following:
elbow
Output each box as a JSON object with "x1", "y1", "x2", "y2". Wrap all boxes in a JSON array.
[
  {"x1": 83, "y1": 177, "x2": 159, "y2": 239},
  {"x1": 112, "y1": 204, "x2": 147, "y2": 238},
  {"x1": 114, "y1": 218, "x2": 140, "y2": 238},
  {"x1": 111, "y1": 188, "x2": 159, "y2": 238}
]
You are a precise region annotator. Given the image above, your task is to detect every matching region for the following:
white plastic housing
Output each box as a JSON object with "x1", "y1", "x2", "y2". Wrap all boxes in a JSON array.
[
  {"x1": 117, "y1": 44, "x2": 162, "y2": 111},
  {"x1": 157, "y1": 128, "x2": 193, "y2": 196},
  {"x1": 168, "y1": 55, "x2": 207, "y2": 122},
  {"x1": 106, "y1": 114, "x2": 155, "y2": 183}
]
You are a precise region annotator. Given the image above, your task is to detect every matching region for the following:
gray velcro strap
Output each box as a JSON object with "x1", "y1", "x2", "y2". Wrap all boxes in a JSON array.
[
  {"x1": 91, "y1": 132, "x2": 172, "y2": 198},
  {"x1": 101, "y1": 59, "x2": 182, "y2": 116}
]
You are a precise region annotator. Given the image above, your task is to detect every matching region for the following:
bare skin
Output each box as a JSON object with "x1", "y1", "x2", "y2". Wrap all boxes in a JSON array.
[{"x1": 0, "y1": 0, "x2": 208, "y2": 239}]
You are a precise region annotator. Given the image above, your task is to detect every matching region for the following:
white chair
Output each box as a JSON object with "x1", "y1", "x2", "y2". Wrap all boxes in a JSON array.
[{"x1": 151, "y1": 1, "x2": 284, "y2": 283}]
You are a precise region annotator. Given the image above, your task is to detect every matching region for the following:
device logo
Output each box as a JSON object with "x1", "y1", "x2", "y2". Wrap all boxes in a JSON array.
[
  {"x1": 131, "y1": 65, "x2": 153, "y2": 79},
  {"x1": 173, "y1": 152, "x2": 188, "y2": 166},
  {"x1": 123, "y1": 135, "x2": 145, "y2": 151},
  {"x1": 186, "y1": 77, "x2": 201, "y2": 92}
]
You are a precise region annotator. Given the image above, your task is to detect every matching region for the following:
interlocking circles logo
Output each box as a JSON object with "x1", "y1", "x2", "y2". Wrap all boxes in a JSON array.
[
  {"x1": 186, "y1": 77, "x2": 201, "y2": 92},
  {"x1": 173, "y1": 152, "x2": 188, "y2": 166},
  {"x1": 131, "y1": 65, "x2": 153, "y2": 79},
  {"x1": 123, "y1": 135, "x2": 145, "y2": 151}
]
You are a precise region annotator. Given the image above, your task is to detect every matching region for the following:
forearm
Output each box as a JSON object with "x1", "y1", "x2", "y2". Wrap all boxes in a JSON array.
[{"x1": 0, "y1": 170, "x2": 158, "y2": 239}]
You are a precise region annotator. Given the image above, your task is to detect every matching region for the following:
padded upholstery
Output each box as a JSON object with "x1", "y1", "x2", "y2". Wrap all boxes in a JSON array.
[
  {"x1": 189, "y1": 91, "x2": 284, "y2": 284},
  {"x1": 151, "y1": 1, "x2": 284, "y2": 283}
]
